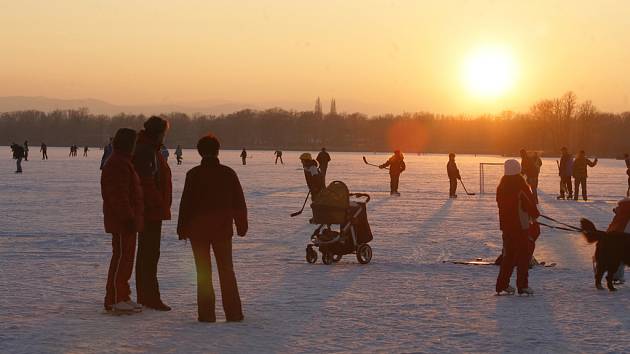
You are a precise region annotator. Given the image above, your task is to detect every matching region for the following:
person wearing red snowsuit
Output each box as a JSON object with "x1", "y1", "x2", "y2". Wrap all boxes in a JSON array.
[
  {"x1": 133, "y1": 117, "x2": 173, "y2": 311},
  {"x1": 101, "y1": 128, "x2": 144, "y2": 310},
  {"x1": 177, "y1": 135, "x2": 248, "y2": 322},
  {"x1": 496, "y1": 159, "x2": 540, "y2": 294}
]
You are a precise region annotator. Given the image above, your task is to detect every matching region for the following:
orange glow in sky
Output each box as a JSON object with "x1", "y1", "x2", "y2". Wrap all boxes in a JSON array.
[{"x1": 1, "y1": 1, "x2": 629, "y2": 115}]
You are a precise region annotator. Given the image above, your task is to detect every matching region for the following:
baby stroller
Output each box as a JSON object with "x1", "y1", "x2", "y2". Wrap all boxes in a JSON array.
[{"x1": 305, "y1": 181, "x2": 374, "y2": 265}]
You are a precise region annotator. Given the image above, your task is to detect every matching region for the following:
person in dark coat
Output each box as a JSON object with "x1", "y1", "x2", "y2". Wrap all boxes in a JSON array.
[
  {"x1": 101, "y1": 128, "x2": 144, "y2": 313},
  {"x1": 240, "y1": 148, "x2": 247, "y2": 165},
  {"x1": 133, "y1": 116, "x2": 173, "y2": 311},
  {"x1": 316, "y1": 148, "x2": 331, "y2": 185},
  {"x1": 380, "y1": 150, "x2": 406, "y2": 196},
  {"x1": 447, "y1": 153, "x2": 461, "y2": 198},
  {"x1": 274, "y1": 150, "x2": 283, "y2": 165},
  {"x1": 520, "y1": 149, "x2": 542, "y2": 203},
  {"x1": 496, "y1": 159, "x2": 540, "y2": 295},
  {"x1": 175, "y1": 145, "x2": 183, "y2": 165},
  {"x1": 572, "y1": 150, "x2": 598, "y2": 201},
  {"x1": 13, "y1": 144, "x2": 25, "y2": 173},
  {"x1": 40, "y1": 142, "x2": 48, "y2": 160},
  {"x1": 23, "y1": 140, "x2": 29, "y2": 161},
  {"x1": 83, "y1": 146, "x2": 89, "y2": 157},
  {"x1": 299, "y1": 153, "x2": 324, "y2": 199},
  {"x1": 10, "y1": 142, "x2": 17, "y2": 159},
  {"x1": 100, "y1": 138, "x2": 113, "y2": 170},
  {"x1": 558, "y1": 147, "x2": 573, "y2": 199},
  {"x1": 177, "y1": 134, "x2": 247, "y2": 323}
]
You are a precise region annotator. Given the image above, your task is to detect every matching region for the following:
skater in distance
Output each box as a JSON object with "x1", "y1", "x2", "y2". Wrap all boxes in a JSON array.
[{"x1": 380, "y1": 150, "x2": 406, "y2": 196}]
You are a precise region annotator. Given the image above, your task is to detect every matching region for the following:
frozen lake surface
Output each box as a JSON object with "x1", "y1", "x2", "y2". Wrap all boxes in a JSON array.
[{"x1": 1, "y1": 147, "x2": 629, "y2": 353}]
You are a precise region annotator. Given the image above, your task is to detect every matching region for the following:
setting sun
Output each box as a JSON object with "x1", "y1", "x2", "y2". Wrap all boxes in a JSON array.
[{"x1": 463, "y1": 46, "x2": 517, "y2": 99}]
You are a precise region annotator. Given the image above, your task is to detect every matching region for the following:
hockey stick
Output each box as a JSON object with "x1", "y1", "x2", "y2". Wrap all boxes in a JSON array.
[
  {"x1": 290, "y1": 191, "x2": 311, "y2": 217},
  {"x1": 362, "y1": 156, "x2": 389, "y2": 170},
  {"x1": 459, "y1": 179, "x2": 476, "y2": 196}
]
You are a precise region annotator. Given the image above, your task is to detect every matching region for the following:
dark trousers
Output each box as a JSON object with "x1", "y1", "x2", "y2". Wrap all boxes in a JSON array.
[
  {"x1": 496, "y1": 231, "x2": 532, "y2": 292},
  {"x1": 16, "y1": 158, "x2": 22, "y2": 172},
  {"x1": 190, "y1": 237, "x2": 243, "y2": 321},
  {"x1": 275, "y1": 156, "x2": 283, "y2": 164},
  {"x1": 449, "y1": 178, "x2": 458, "y2": 196},
  {"x1": 390, "y1": 173, "x2": 400, "y2": 193},
  {"x1": 42, "y1": 151, "x2": 48, "y2": 160},
  {"x1": 559, "y1": 176, "x2": 572, "y2": 197},
  {"x1": 105, "y1": 232, "x2": 137, "y2": 307},
  {"x1": 136, "y1": 220, "x2": 163, "y2": 304},
  {"x1": 574, "y1": 177, "x2": 587, "y2": 200},
  {"x1": 242, "y1": 157, "x2": 246, "y2": 165}
]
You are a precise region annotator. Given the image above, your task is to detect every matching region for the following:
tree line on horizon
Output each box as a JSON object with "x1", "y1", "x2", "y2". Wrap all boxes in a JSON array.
[{"x1": 1, "y1": 92, "x2": 629, "y2": 157}]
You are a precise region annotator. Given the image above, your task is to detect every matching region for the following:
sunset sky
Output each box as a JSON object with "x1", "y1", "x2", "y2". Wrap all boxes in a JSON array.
[{"x1": 1, "y1": 0, "x2": 629, "y2": 115}]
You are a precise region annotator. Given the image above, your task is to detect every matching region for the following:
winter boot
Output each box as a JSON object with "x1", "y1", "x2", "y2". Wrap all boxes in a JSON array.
[
  {"x1": 518, "y1": 287, "x2": 534, "y2": 296},
  {"x1": 556, "y1": 195, "x2": 565, "y2": 200},
  {"x1": 497, "y1": 285, "x2": 515, "y2": 295}
]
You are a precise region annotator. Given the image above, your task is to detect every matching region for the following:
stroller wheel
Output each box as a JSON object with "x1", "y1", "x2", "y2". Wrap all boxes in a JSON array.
[
  {"x1": 356, "y1": 244, "x2": 372, "y2": 264},
  {"x1": 332, "y1": 254, "x2": 342, "y2": 263},
  {"x1": 306, "y1": 246, "x2": 318, "y2": 264},
  {"x1": 322, "y1": 252, "x2": 334, "y2": 265}
]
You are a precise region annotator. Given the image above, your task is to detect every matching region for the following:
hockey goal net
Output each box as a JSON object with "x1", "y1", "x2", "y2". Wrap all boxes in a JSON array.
[{"x1": 479, "y1": 163, "x2": 504, "y2": 194}]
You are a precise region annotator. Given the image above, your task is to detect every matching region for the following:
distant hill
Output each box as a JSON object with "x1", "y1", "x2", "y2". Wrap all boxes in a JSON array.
[
  {"x1": 0, "y1": 96, "x2": 260, "y2": 116},
  {"x1": 0, "y1": 96, "x2": 388, "y2": 116}
]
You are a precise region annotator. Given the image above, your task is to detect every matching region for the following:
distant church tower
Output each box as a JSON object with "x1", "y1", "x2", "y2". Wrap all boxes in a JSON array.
[
  {"x1": 314, "y1": 97, "x2": 323, "y2": 118},
  {"x1": 330, "y1": 98, "x2": 337, "y2": 116}
]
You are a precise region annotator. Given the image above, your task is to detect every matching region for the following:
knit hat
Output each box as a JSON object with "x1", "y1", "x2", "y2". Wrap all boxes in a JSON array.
[
  {"x1": 299, "y1": 153, "x2": 312, "y2": 160},
  {"x1": 504, "y1": 159, "x2": 521, "y2": 176}
]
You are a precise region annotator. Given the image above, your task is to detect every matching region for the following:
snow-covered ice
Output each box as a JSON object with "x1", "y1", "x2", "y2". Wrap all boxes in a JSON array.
[{"x1": 1, "y1": 147, "x2": 629, "y2": 353}]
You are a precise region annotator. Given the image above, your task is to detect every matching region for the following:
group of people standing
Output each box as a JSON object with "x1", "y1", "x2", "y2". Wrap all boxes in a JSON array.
[
  {"x1": 100, "y1": 116, "x2": 247, "y2": 322},
  {"x1": 557, "y1": 147, "x2": 599, "y2": 201}
]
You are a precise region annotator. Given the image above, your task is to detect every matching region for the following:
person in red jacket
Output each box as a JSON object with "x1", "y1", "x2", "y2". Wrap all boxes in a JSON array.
[
  {"x1": 607, "y1": 198, "x2": 630, "y2": 283},
  {"x1": 496, "y1": 159, "x2": 540, "y2": 296},
  {"x1": 177, "y1": 134, "x2": 248, "y2": 322},
  {"x1": 133, "y1": 116, "x2": 173, "y2": 311},
  {"x1": 101, "y1": 128, "x2": 144, "y2": 313}
]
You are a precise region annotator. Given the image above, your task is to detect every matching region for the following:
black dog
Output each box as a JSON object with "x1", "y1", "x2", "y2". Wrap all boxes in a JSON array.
[{"x1": 580, "y1": 218, "x2": 630, "y2": 291}]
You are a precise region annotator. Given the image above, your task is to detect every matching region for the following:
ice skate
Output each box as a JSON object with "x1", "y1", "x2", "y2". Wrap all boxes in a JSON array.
[
  {"x1": 518, "y1": 287, "x2": 534, "y2": 296},
  {"x1": 496, "y1": 285, "x2": 515, "y2": 296},
  {"x1": 126, "y1": 300, "x2": 143, "y2": 312}
]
